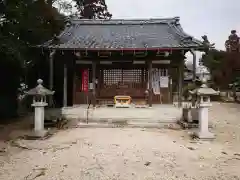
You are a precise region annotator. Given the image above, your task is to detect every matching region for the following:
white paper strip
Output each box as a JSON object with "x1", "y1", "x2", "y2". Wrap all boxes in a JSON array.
[{"x1": 160, "y1": 76, "x2": 169, "y2": 88}]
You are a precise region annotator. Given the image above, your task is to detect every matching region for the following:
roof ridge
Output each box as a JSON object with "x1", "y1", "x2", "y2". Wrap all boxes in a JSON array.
[{"x1": 68, "y1": 17, "x2": 180, "y2": 25}]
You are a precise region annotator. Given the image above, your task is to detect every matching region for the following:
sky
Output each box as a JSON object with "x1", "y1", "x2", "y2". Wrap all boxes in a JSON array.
[{"x1": 106, "y1": 0, "x2": 240, "y2": 50}]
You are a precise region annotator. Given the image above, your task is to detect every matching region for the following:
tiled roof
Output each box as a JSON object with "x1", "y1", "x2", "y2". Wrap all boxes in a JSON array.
[{"x1": 42, "y1": 17, "x2": 203, "y2": 50}]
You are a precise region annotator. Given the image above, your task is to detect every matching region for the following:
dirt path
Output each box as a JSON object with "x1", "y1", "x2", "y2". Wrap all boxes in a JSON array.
[{"x1": 0, "y1": 102, "x2": 240, "y2": 180}]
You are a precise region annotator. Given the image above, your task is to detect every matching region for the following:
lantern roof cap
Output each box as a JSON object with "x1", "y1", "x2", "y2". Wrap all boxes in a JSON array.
[
  {"x1": 26, "y1": 79, "x2": 55, "y2": 96},
  {"x1": 189, "y1": 78, "x2": 219, "y2": 96}
]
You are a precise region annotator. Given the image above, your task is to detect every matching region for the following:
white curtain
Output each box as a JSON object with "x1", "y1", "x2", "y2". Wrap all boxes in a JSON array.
[{"x1": 152, "y1": 69, "x2": 161, "y2": 95}]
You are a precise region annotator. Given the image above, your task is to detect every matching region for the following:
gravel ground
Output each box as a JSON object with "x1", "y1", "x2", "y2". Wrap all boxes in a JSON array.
[{"x1": 0, "y1": 102, "x2": 240, "y2": 180}]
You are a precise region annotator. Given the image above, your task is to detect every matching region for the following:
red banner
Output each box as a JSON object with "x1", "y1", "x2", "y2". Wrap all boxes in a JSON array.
[{"x1": 81, "y1": 69, "x2": 89, "y2": 92}]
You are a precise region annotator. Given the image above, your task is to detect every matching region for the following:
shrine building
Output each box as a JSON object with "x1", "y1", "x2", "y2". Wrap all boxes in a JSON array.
[{"x1": 40, "y1": 17, "x2": 204, "y2": 107}]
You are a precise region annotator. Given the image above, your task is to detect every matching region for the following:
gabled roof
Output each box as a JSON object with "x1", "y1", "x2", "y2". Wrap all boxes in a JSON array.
[{"x1": 42, "y1": 17, "x2": 203, "y2": 50}]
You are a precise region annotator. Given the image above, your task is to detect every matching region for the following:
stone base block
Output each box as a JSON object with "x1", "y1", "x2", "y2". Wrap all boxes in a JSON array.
[
  {"x1": 115, "y1": 104, "x2": 131, "y2": 108},
  {"x1": 194, "y1": 131, "x2": 215, "y2": 140},
  {"x1": 26, "y1": 130, "x2": 49, "y2": 140}
]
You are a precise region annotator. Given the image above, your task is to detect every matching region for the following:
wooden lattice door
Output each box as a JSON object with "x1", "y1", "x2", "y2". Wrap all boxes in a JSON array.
[{"x1": 99, "y1": 68, "x2": 147, "y2": 98}]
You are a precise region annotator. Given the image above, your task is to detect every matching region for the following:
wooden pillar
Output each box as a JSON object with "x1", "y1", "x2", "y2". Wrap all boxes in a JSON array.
[
  {"x1": 168, "y1": 67, "x2": 173, "y2": 104},
  {"x1": 169, "y1": 77, "x2": 173, "y2": 103},
  {"x1": 49, "y1": 50, "x2": 55, "y2": 107},
  {"x1": 168, "y1": 71, "x2": 172, "y2": 104},
  {"x1": 148, "y1": 60, "x2": 153, "y2": 107},
  {"x1": 178, "y1": 60, "x2": 184, "y2": 107},
  {"x1": 63, "y1": 63, "x2": 67, "y2": 107},
  {"x1": 92, "y1": 61, "x2": 96, "y2": 107},
  {"x1": 72, "y1": 70, "x2": 76, "y2": 105},
  {"x1": 191, "y1": 49, "x2": 197, "y2": 83},
  {"x1": 99, "y1": 68, "x2": 103, "y2": 94}
]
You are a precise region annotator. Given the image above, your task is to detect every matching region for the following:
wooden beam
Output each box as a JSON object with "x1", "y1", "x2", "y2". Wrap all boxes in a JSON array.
[
  {"x1": 148, "y1": 60, "x2": 153, "y2": 107},
  {"x1": 47, "y1": 47, "x2": 201, "y2": 52},
  {"x1": 98, "y1": 63, "x2": 170, "y2": 69},
  {"x1": 92, "y1": 61, "x2": 96, "y2": 107},
  {"x1": 72, "y1": 51, "x2": 182, "y2": 61}
]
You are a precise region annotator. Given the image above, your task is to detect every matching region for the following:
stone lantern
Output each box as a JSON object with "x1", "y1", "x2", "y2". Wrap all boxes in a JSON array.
[
  {"x1": 189, "y1": 78, "x2": 219, "y2": 139},
  {"x1": 26, "y1": 79, "x2": 54, "y2": 137}
]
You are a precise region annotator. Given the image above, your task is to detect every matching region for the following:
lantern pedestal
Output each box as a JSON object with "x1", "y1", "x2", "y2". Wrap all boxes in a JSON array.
[
  {"x1": 31, "y1": 102, "x2": 48, "y2": 137},
  {"x1": 194, "y1": 103, "x2": 215, "y2": 140}
]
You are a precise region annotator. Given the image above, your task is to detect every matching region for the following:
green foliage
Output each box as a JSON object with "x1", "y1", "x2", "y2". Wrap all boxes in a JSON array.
[
  {"x1": 0, "y1": 0, "x2": 64, "y2": 119},
  {"x1": 200, "y1": 49, "x2": 225, "y2": 72},
  {"x1": 201, "y1": 48, "x2": 240, "y2": 89},
  {"x1": 183, "y1": 83, "x2": 197, "y2": 98},
  {"x1": 200, "y1": 49, "x2": 227, "y2": 88},
  {"x1": 74, "y1": 0, "x2": 112, "y2": 19},
  {"x1": 201, "y1": 31, "x2": 240, "y2": 89},
  {"x1": 231, "y1": 77, "x2": 240, "y2": 91}
]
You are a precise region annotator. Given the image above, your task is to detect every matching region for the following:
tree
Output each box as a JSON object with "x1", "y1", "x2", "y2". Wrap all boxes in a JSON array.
[
  {"x1": 74, "y1": 0, "x2": 112, "y2": 19},
  {"x1": 200, "y1": 49, "x2": 226, "y2": 88},
  {"x1": 224, "y1": 30, "x2": 240, "y2": 89},
  {"x1": 0, "y1": 0, "x2": 112, "y2": 118},
  {"x1": 0, "y1": 0, "x2": 64, "y2": 119},
  {"x1": 225, "y1": 30, "x2": 240, "y2": 52},
  {"x1": 201, "y1": 31, "x2": 240, "y2": 89},
  {"x1": 53, "y1": 0, "x2": 74, "y2": 15}
]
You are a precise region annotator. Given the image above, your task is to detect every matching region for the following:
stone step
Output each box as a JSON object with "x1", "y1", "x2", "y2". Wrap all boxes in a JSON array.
[
  {"x1": 66, "y1": 117, "x2": 180, "y2": 124},
  {"x1": 75, "y1": 122, "x2": 181, "y2": 129},
  {"x1": 60, "y1": 105, "x2": 182, "y2": 129}
]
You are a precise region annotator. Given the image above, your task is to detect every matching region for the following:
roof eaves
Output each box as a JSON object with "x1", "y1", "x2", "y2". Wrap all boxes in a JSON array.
[
  {"x1": 37, "y1": 23, "x2": 75, "y2": 48},
  {"x1": 42, "y1": 46, "x2": 204, "y2": 51},
  {"x1": 168, "y1": 22, "x2": 203, "y2": 48}
]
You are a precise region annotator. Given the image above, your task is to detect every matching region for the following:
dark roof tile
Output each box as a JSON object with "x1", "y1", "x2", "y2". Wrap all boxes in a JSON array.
[{"x1": 42, "y1": 17, "x2": 203, "y2": 50}]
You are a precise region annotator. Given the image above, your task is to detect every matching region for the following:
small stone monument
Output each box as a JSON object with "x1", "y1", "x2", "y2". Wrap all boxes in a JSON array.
[
  {"x1": 26, "y1": 79, "x2": 55, "y2": 138},
  {"x1": 189, "y1": 78, "x2": 219, "y2": 140}
]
